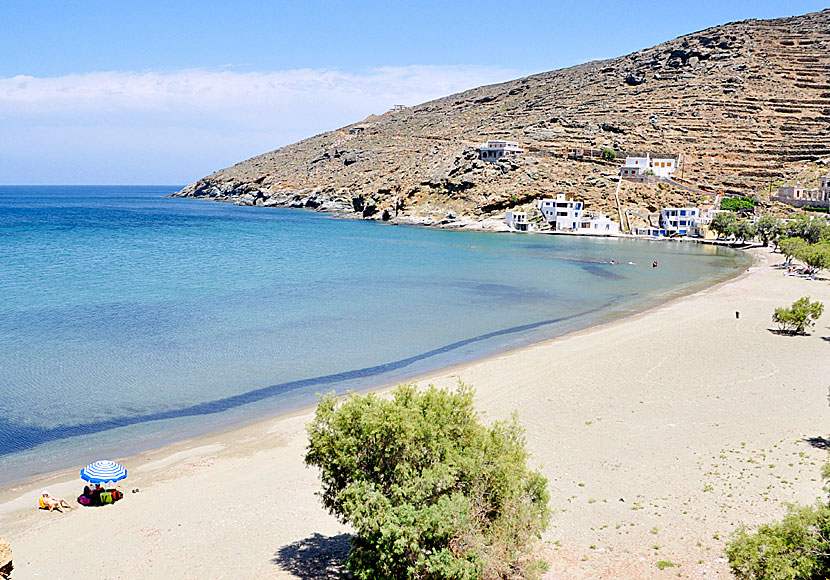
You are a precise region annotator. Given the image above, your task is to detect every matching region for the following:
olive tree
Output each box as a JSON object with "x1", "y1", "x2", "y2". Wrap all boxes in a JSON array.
[
  {"x1": 305, "y1": 383, "x2": 551, "y2": 580},
  {"x1": 755, "y1": 215, "x2": 781, "y2": 246},
  {"x1": 710, "y1": 211, "x2": 737, "y2": 238}
]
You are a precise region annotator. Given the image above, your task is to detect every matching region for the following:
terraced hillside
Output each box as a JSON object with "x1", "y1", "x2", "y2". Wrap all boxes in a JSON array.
[{"x1": 175, "y1": 9, "x2": 830, "y2": 228}]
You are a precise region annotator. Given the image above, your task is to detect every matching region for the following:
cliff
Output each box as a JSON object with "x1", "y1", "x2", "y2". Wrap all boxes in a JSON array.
[{"x1": 174, "y1": 9, "x2": 830, "y2": 228}]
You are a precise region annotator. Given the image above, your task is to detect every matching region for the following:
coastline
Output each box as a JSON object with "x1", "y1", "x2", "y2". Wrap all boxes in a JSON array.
[
  {"x1": 0, "y1": 240, "x2": 748, "y2": 495},
  {"x1": 4, "y1": 247, "x2": 829, "y2": 579}
]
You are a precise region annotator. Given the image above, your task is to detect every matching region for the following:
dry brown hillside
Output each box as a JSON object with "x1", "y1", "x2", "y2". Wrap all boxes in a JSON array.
[{"x1": 174, "y1": 9, "x2": 830, "y2": 229}]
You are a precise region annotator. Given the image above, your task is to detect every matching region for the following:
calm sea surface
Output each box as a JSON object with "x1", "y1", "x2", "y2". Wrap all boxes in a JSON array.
[{"x1": 0, "y1": 186, "x2": 750, "y2": 483}]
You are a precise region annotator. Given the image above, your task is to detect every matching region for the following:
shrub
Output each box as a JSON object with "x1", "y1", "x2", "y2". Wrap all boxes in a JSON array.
[
  {"x1": 721, "y1": 197, "x2": 756, "y2": 212},
  {"x1": 601, "y1": 147, "x2": 616, "y2": 161},
  {"x1": 305, "y1": 383, "x2": 551, "y2": 580},
  {"x1": 772, "y1": 296, "x2": 824, "y2": 334},
  {"x1": 726, "y1": 502, "x2": 830, "y2": 579}
]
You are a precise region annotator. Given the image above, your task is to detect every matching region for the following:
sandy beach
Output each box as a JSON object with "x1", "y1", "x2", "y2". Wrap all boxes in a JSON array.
[{"x1": 2, "y1": 247, "x2": 829, "y2": 579}]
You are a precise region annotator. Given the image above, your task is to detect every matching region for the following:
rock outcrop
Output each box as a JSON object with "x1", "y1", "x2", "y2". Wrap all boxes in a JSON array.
[{"x1": 174, "y1": 9, "x2": 830, "y2": 227}]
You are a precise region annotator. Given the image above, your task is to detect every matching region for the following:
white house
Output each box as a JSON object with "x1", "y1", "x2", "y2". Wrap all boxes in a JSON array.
[
  {"x1": 650, "y1": 155, "x2": 678, "y2": 178},
  {"x1": 505, "y1": 210, "x2": 533, "y2": 231},
  {"x1": 620, "y1": 153, "x2": 679, "y2": 180},
  {"x1": 478, "y1": 140, "x2": 524, "y2": 162},
  {"x1": 536, "y1": 194, "x2": 584, "y2": 231},
  {"x1": 660, "y1": 207, "x2": 700, "y2": 235},
  {"x1": 576, "y1": 212, "x2": 620, "y2": 235},
  {"x1": 536, "y1": 194, "x2": 618, "y2": 235},
  {"x1": 634, "y1": 227, "x2": 668, "y2": 237}
]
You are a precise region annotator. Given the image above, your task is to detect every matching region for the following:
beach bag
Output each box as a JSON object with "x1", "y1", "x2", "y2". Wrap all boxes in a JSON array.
[
  {"x1": 110, "y1": 489, "x2": 123, "y2": 502},
  {"x1": 99, "y1": 491, "x2": 113, "y2": 504},
  {"x1": 77, "y1": 494, "x2": 91, "y2": 506}
]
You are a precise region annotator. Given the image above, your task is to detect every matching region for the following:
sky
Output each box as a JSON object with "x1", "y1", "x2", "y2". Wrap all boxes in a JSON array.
[{"x1": 2, "y1": 0, "x2": 827, "y2": 185}]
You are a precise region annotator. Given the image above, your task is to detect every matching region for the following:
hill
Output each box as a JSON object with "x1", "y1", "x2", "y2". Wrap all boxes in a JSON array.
[{"x1": 174, "y1": 9, "x2": 830, "y2": 229}]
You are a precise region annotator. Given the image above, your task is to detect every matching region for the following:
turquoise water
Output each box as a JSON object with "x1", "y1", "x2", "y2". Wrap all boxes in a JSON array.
[{"x1": 0, "y1": 186, "x2": 749, "y2": 484}]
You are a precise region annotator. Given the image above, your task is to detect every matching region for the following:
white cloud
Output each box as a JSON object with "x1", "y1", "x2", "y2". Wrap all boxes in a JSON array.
[{"x1": 0, "y1": 66, "x2": 524, "y2": 184}]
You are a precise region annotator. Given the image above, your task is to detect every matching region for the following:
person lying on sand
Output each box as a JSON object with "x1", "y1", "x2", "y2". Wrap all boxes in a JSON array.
[{"x1": 39, "y1": 491, "x2": 72, "y2": 513}]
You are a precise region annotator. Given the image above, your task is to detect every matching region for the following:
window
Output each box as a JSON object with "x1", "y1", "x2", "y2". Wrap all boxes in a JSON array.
[{"x1": 680, "y1": 210, "x2": 686, "y2": 216}]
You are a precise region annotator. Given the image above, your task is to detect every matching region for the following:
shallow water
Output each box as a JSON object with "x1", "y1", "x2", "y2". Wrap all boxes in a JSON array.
[{"x1": 0, "y1": 186, "x2": 750, "y2": 484}]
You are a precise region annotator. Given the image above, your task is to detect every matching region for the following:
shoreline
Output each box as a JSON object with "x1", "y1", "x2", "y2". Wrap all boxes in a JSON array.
[
  {"x1": 6, "y1": 246, "x2": 828, "y2": 579},
  {"x1": 0, "y1": 246, "x2": 749, "y2": 497}
]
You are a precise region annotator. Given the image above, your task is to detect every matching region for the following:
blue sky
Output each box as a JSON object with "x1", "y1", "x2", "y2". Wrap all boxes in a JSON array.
[{"x1": 2, "y1": 0, "x2": 827, "y2": 184}]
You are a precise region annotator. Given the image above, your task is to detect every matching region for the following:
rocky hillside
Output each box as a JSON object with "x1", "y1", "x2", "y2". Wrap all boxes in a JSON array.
[{"x1": 174, "y1": 9, "x2": 830, "y2": 229}]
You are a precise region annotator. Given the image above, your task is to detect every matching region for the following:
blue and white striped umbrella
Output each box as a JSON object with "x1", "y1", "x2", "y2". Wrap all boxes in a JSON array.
[{"x1": 80, "y1": 460, "x2": 127, "y2": 484}]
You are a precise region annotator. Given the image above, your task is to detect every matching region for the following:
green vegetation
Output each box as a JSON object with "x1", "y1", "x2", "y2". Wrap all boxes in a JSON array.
[
  {"x1": 784, "y1": 215, "x2": 830, "y2": 245},
  {"x1": 732, "y1": 219, "x2": 757, "y2": 242},
  {"x1": 656, "y1": 560, "x2": 678, "y2": 571},
  {"x1": 755, "y1": 215, "x2": 782, "y2": 246},
  {"x1": 802, "y1": 242, "x2": 830, "y2": 275},
  {"x1": 710, "y1": 211, "x2": 737, "y2": 238},
  {"x1": 804, "y1": 206, "x2": 830, "y2": 214},
  {"x1": 779, "y1": 236, "x2": 809, "y2": 264},
  {"x1": 601, "y1": 147, "x2": 616, "y2": 161},
  {"x1": 727, "y1": 500, "x2": 830, "y2": 579},
  {"x1": 772, "y1": 296, "x2": 824, "y2": 334},
  {"x1": 304, "y1": 382, "x2": 550, "y2": 580},
  {"x1": 644, "y1": 168, "x2": 655, "y2": 176},
  {"x1": 721, "y1": 197, "x2": 756, "y2": 212}
]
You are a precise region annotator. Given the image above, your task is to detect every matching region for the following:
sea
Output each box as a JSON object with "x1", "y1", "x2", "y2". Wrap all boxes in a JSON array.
[{"x1": 0, "y1": 185, "x2": 750, "y2": 485}]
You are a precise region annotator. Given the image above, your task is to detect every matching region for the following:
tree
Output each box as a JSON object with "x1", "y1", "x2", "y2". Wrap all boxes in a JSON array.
[
  {"x1": 733, "y1": 220, "x2": 757, "y2": 242},
  {"x1": 601, "y1": 147, "x2": 616, "y2": 161},
  {"x1": 710, "y1": 211, "x2": 737, "y2": 238},
  {"x1": 802, "y1": 242, "x2": 830, "y2": 276},
  {"x1": 755, "y1": 215, "x2": 781, "y2": 246},
  {"x1": 779, "y1": 236, "x2": 808, "y2": 264},
  {"x1": 305, "y1": 383, "x2": 551, "y2": 580},
  {"x1": 785, "y1": 215, "x2": 830, "y2": 245},
  {"x1": 772, "y1": 296, "x2": 824, "y2": 334}
]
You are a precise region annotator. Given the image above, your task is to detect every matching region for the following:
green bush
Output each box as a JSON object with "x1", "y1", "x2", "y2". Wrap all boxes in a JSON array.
[
  {"x1": 721, "y1": 197, "x2": 756, "y2": 212},
  {"x1": 601, "y1": 147, "x2": 616, "y2": 161},
  {"x1": 726, "y1": 502, "x2": 830, "y2": 579},
  {"x1": 772, "y1": 296, "x2": 824, "y2": 334},
  {"x1": 304, "y1": 382, "x2": 551, "y2": 580}
]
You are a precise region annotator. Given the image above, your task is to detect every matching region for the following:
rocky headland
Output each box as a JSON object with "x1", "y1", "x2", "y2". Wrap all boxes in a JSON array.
[{"x1": 174, "y1": 9, "x2": 830, "y2": 230}]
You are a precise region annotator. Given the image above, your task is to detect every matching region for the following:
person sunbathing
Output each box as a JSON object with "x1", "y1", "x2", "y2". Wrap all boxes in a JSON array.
[{"x1": 39, "y1": 491, "x2": 72, "y2": 513}]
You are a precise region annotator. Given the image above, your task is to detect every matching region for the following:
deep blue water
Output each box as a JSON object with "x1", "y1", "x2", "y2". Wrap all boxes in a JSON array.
[{"x1": 0, "y1": 186, "x2": 750, "y2": 483}]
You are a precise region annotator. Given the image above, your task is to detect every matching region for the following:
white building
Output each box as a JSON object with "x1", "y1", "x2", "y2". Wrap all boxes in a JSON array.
[
  {"x1": 772, "y1": 176, "x2": 830, "y2": 209},
  {"x1": 536, "y1": 194, "x2": 618, "y2": 235},
  {"x1": 536, "y1": 194, "x2": 584, "y2": 231},
  {"x1": 576, "y1": 212, "x2": 620, "y2": 235},
  {"x1": 660, "y1": 207, "x2": 700, "y2": 235},
  {"x1": 505, "y1": 210, "x2": 533, "y2": 232},
  {"x1": 634, "y1": 227, "x2": 668, "y2": 237},
  {"x1": 620, "y1": 153, "x2": 679, "y2": 180},
  {"x1": 478, "y1": 140, "x2": 524, "y2": 162}
]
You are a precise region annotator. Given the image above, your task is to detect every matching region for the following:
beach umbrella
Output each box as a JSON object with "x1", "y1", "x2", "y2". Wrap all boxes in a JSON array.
[{"x1": 80, "y1": 460, "x2": 127, "y2": 484}]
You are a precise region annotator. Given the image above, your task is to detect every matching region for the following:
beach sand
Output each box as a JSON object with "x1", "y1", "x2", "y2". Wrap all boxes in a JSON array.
[{"x1": 2, "y1": 247, "x2": 829, "y2": 579}]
